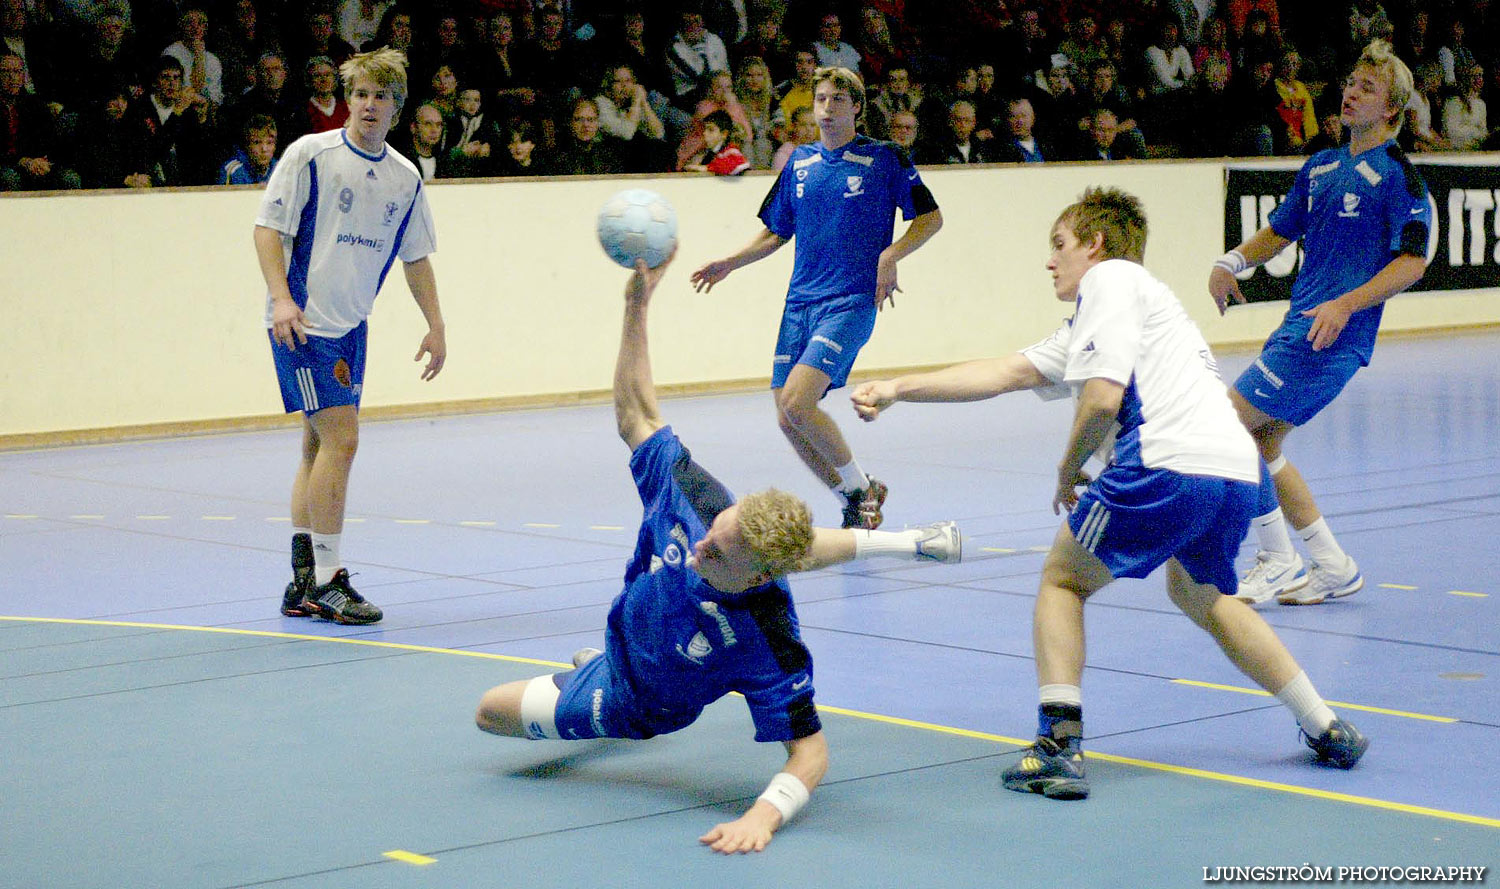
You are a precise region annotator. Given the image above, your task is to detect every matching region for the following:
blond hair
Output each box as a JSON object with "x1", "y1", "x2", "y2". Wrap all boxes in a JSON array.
[
  {"x1": 340, "y1": 47, "x2": 409, "y2": 112},
  {"x1": 1355, "y1": 39, "x2": 1414, "y2": 127},
  {"x1": 737, "y1": 489, "x2": 814, "y2": 577},
  {"x1": 1055, "y1": 186, "x2": 1149, "y2": 263},
  {"x1": 813, "y1": 65, "x2": 865, "y2": 121}
]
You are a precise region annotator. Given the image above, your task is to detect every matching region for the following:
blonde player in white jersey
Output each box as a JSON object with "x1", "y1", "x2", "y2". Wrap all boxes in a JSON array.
[
  {"x1": 254, "y1": 47, "x2": 447, "y2": 625},
  {"x1": 851, "y1": 187, "x2": 1367, "y2": 800}
]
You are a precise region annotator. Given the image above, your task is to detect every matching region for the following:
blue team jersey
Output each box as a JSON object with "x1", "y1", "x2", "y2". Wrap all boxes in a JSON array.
[
  {"x1": 758, "y1": 135, "x2": 936, "y2": 304},
  {"x1": 603, "y1": 426, "x2": 820, "y2": 743},
  {"x1": 1268, "y1": 139, "x2": 1431, "y2": 361}
]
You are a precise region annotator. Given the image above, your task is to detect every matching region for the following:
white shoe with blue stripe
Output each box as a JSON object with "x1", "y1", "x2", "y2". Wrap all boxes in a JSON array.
[{"x1": 1234, "y1": 552, "x2": 1308, "y2": 605}]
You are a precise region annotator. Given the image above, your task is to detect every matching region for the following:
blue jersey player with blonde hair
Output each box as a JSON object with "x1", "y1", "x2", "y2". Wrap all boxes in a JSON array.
[
  {"x1": 691, "y1": 66, "x2": 943, "y2": 531},
  {"x1": 255, "y1": 47, "x2": 448, "y2": 624},
  {"x1": 476, "y1": 252, "x2": 962, "y2": 852},
  {"x1": 1210, "y1": 40, "x2": 1431, "y2": 607}
]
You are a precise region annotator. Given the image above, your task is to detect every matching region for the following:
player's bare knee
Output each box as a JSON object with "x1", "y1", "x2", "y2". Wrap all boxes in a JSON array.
[{"x1": 475, "y1": 685, "x2": 525, "y2": 736}]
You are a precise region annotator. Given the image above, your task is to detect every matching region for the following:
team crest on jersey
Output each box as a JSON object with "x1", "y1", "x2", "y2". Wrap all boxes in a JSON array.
[
  {"x1": 382, "y1": 201, "x2": 399, "y2": 225},
  {"x1": 333, "y1": 359, "x2": 352, "y2": 387},
  {"x1": 676, "y1": 631, "x2": 713, "y2": 664},
  {"x1": 843, "y1": 175, "x2": 864, "y2": 197},
  {"x1": 1339, "y1": 192, "x2": 1361, "y2": 218},
  {"x1": 796, "y1": 167, "x2": 808, "y2": 181}
]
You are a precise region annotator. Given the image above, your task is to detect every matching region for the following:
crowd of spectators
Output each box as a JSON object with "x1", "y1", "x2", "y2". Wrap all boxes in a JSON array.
[{"x1": 3, "y1": 0, "x2": 1499, "y2": 192}]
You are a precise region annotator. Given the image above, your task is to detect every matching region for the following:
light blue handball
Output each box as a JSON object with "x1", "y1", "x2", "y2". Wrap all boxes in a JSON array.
[{"x1": 596, "y1": 188, "x2": 678, "y2": 269}]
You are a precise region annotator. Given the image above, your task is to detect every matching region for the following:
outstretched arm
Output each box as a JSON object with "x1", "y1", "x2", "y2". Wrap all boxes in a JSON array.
[
  {"x1": 1208, "y1": 225, "x2": 1292, "y2": 315},
  {"x1": 615, "y1": 256, "x2": 675, "y2": 450},
  {"x1": 851, "y1": 352, "x2": 1051, "y2": 421},
  {"x1": 690, "y1": 228, "x2": 788, "y2": 292},
  {"x1": 699, "y1": 730, "x2": 828, "y2": 854},
  {"x1": 875, "y1": 208, "x2": 943, "y2": 309}
]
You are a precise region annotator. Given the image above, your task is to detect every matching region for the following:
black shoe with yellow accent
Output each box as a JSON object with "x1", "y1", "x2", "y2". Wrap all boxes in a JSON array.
[
  {"x1": 305, "y1": 569, "x2": 383, "y2": 625},
  {"x1": 1001, "y1": 736, "x2": 1089, "y2": 800}
]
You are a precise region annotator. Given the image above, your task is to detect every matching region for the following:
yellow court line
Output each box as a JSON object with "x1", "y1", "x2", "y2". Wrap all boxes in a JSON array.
[
  {"x1": 980, "y1": 547, "x2": 1018, "y2": 554},
  {"x1": 1449, "y1": 591, "x2": 1489, "y2": 598},
  {"x1": 383, "y1": 850, "x2": 436, "y2": 865},
  {"x1": 589, "y1": 525, "x2": 625, "y2": 531},
  {"x1": 1170, "y1": 679, "x2": 1457, "y2": 723},
  {"x1": 523, "y1": 522, "x2": 561, "y2": 528},
  {"x1": 5, "y1": 514, "x2": 38, "y2": 519},
  {"x1": 136, "y1": 515, "x2": 169, "y2": 521},
  {"x1": 70, "y1": 515, "x2": 104, "y2": 520},
  {"x1": 202, "y1": 516, "x2": 236, "y2": 521},
  {"x1": 460, "y1": 521, "x2": 497, "y2": 527},
  {"x1": 4, "y1": 616, "x2": 1494, "y2": 831},
  {"x1": 1378, "y1": 583, "x2": 1417, "y2": 590},
  {"x1": 394, "y1": 519, "x2": 430, "y2": 525}
]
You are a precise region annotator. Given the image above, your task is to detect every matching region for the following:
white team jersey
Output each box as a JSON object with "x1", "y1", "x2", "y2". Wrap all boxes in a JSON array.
[
  {"x1": 257, "y1": 129, "x2": 436, "y2": 337},
  {"x1": 1022, "y1": 260, "x2": 1259, "y2": 483}
]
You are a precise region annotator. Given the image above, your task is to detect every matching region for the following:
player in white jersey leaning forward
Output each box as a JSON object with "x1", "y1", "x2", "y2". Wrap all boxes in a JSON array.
[
  {"x1": 851, "y1": 188, "x2": 1367, "y2": 800},
  {"x1": 1210, "y1": 40, "x2": 1431, "y2": 607},
  {"x1": 255, "y1": 48, "x2": 448, "y2": 624},
  {"x1": 476, "y1": 253, "x2": 962, "y2": 853}
]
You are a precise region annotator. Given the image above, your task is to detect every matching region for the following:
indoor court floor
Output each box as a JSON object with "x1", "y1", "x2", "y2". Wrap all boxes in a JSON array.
[{"x1": 2, "y1": 330, "x2": 1497, "y2": 888}]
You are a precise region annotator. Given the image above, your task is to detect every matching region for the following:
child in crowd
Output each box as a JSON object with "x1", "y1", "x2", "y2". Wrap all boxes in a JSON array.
[
  {"x1": 682, "y1": 109, "x2": 750, "y2": 175},
  {"x1": 221, "y1": 113, "x2": 279, "y2": 184}
]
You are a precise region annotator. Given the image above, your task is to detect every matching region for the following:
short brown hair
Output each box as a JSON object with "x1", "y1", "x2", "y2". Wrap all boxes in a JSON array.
[
  {"x1": 1055, "y1": 186, "x2": 1148, "y2": 263},
  {"x1": 813, "y1": 65, "x2": 865, "y2": 121},
  {"x1": 737, "y1": 489, "x2": 814, "y2": 577}
]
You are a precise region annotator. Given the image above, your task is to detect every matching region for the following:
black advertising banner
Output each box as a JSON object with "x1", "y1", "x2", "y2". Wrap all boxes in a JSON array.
[{"x1": 1225, "y1": 159, "x2": 1500, "y2": 303}]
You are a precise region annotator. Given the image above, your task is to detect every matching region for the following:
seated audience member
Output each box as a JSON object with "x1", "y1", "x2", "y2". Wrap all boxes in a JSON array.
[
  {"x1": 776, "y1": 48, "x2": 818, "y2": 125},
  {"x1": 128, "y1": 54, "x2": 212, "y2": 185},
  {"x1": 596, "y1": 62, "x2": 668, "y2": 172},
  {"x1": 553, "y1": 96, "x2": 624, "y2": 175},
  {"x1": 1193, "y1": 16, "x2": 1233, "y2": 84},
  {"x1": 1057, "y1": 14, "x2": 1107, "y2": 75},
  {"x1": 676, "y1": 68, "x2": 752, "y2": 171},
  {"x1": 1443, "y1": 63, "x2": 1489, "y2": 150},
  {"x1": 0, "y1": 52, "x2": 80, "y2": 190},
  {"x1": 1074, "y1": 106, "x2": 1141, "y2": 160},
  {"x1": 362, "y1": 5, "x2": 413, "y2": 54},
  {"x1": 76, "y1": 85, "x2": 157, "y2": 188},
  {"x1": 161, "y1": 6, "x2": 224, "y2": 108},
  {"x1": 468, "y1": 13, "x2": 536, "y2": 123},
  {"x1": 866, "y1": 65, "x2": 920, "y2": 140},
  {"x1": 1227, "y1": 53, "x2": 1281, "y2": 155},
  {"x1": 681, "y1": 108, "x2": 750, "y2": 175},
  {"x1": 297, "y1": 56, "x2": 349, "y2": 136},
  {"x1": 1078, "y1": 59, "x2": 1145, "y2": 157},
  {"x1": 337, "y1": 0, "x2": 391, "y2": 51},
  {"x1": 737, "y1": 10, "x2": 795, "y2": 84},
  {"x1": 445, "y1": 87, "x2": 503, "y2": 178},
  {"x1": 1032, "y1": 61, "x2": 1083, "y2": 149},
  {"x1": 812, "y1": 12, "x2": 860, "y2": 75},
  {"x1": 991, "y1": 96, "x2": 1053, "y2": 162},
  {"x1": 57, "y1": 11, "x2": 142, "y2": 112},
  {"x1": 1182, "y1": 56, "x2": 1242, "y2": 156},
  {"x1": 219, "y1": 111, "x2": 278, "y2": 184},
  {"x1": 216, "y1": 0, "x2": 272, "y2": 102},
  {"x1": 919, "y1": 98, "x2": 992, "y2": 164},
  {"x1": 515, "y1": 5, "x2": 587, "y2": 135},
  {"x1": 396, "y1": 102, "x2": 448, "y2": 180},
  {"x1": 1436, "y1": 16, "x2": 1474, "y2": 88},
  {"x1": 887, "y1": 108, "x2": 919, "y2": 154},
  {"x1": 855, "y1": 7, "x2": 906, "y2": 86},
  {"x1": 1144, "y1": 16, "x2": 1194, "y2": 95},
  {"x1": 1404, "y1": 60, "x2": 1450, "y2": 151},
  {"x1": 734, "y1": 56, "x2": 776, "y2": 168},
  {"x1": 665, "y1": 10, "x2": 729, "y2": 112},
  {"x1": 918, "y1": 64, "x2": 977, "y2": 145},
  {"x1": 497, "y1": 117, "x2": 550, "y2": 175},
  {"x1": 1273, "y1": 47, "x2": 1317, "y2": 153},
  {"x1": 288, "y1": 7, "x2": 354, "y2": 75},
  {"x1": 769, "y1": 104, "x2": 815, "y2": 173}
]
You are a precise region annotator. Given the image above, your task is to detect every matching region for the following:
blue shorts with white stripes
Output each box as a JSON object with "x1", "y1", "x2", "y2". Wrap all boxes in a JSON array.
[
  {"x1": 269, "y1": 321, "x2": 367, "y2": 415},
  {"x1": 1069, "y1": 465, "x2": 1258, "y2": 596}
]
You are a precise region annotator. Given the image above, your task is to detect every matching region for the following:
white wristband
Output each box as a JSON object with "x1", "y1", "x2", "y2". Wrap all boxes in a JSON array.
[
  {"x1": 757, "y1": 771, "x2": 810, "y2": 824},
  {"x1": 1213, "y1": 249, "x2": 1248, "y2": 275}
]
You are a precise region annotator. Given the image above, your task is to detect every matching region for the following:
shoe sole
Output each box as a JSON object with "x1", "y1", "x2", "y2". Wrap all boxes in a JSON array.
[
  {"x1": 1278, "y1": 574, "x2": 1363, "y2": 606},
  {"x1": 1004, "y1": 777, "x2": 1089, "y2": 800},
  {"x1": 304, "y1": 602, "x2": 383, "y2": 625}
]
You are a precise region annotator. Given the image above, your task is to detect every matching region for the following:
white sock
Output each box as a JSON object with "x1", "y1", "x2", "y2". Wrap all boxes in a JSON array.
[
  {"x1": 1298, "y1": 518, "x2": 1348, "y2": 569},
  {"x1": 1274, "y1": 671, "x2": 1336, "y2": 737},
  {"x1": 1039, "y1": 684, "x2": 1082, "y2": 706},
  {"x1": 1252, "y1": 508, "x2": 1297, "y2": 560},
  {"x1": 312, "y1": 532, "x2": 342, "y2": 585},
  {"x1": 833, "y1": 459, "x2": 870, "y2": 496},
  {"x1": 852, "y1": 528, "x2": 924, "y2": 559}
]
